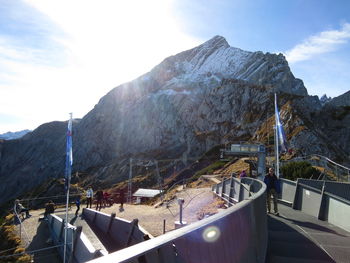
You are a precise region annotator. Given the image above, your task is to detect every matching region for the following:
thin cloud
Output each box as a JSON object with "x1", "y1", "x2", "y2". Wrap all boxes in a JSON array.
[{"x1": 285, "y1": 23, "x2": 350, "y2": 63}]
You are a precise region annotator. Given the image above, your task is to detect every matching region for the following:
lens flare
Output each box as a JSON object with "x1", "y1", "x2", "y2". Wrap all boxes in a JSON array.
[{"x1": 202, "y1": 226, "x2": 220, "y2": 243}]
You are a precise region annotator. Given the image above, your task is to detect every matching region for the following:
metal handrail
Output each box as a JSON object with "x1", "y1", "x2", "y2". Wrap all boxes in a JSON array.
[
  {"x1": 282, "y1": 154, "x2": 350, "y2": 182},
  {"x1": 283, "y1": 154, "x2": 350, "y2": 171},
  {"x1": 13, "y1": 203, "x2": 30, "y2": 246}
]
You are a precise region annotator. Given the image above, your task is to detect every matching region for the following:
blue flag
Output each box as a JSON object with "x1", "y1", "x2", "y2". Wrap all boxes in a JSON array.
[
  {"x1": 274, "y1": 94, "x2": 288, "y2": 153},
  {"x1": 65, "y1": 114, "x2": 73, "y2": 192}
]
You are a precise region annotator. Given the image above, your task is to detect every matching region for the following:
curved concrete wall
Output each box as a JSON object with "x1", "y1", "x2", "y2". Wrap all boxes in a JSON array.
[{"x1": 86, "y1": 177, "x2": 267, "y2": 263}]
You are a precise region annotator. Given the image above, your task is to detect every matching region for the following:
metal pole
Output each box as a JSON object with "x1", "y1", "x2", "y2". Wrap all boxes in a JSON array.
[
  {"x1": 127, "y1": 158, "x2": 133, "y2": 203},
  {"x1": 155, "y1": 160, "x2": 163, "y2": 200},
  {"x1": 274, "y1": 93, "x2": 280, "y2": 178},
  {"x1": 178, "y1": 198, "x2": 184, "y2": 224},
  {"x1": 64, "y1": 113, "x2": 73, "y2": 263},
  {"x1": 63, "y1": 186, "x2": 70, "y2": 263}
]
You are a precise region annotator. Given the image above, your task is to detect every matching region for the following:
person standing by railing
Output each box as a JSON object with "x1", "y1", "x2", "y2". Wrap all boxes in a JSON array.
[{"x1": 264, "y1": 168, "x2": 280, "y2": 215}]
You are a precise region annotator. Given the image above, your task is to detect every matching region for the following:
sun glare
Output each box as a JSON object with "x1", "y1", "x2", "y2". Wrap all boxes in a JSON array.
[{"x1": 0, "y1": 0, "x2": 200, "y2": 132}]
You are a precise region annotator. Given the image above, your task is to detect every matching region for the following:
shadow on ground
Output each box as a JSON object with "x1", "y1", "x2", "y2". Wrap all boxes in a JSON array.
[
  {"x1": 267, "y1": 216, "x2": 336, "y2": 262},
  {"x1": 26, "y1": 221, "x2": 61, "y2": 263}
]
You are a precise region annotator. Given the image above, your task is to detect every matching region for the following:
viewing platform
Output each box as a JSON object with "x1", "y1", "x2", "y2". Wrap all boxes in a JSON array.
[{"x1": 12, "y1": 177, "x2": 350, "y2": 263}]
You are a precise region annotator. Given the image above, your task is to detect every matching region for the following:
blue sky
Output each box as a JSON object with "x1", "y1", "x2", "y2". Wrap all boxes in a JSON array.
[{"x1": 0, "y1": 0, "x2": 349, "y2": 133}]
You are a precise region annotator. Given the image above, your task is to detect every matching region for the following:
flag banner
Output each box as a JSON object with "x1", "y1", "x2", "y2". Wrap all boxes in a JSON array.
[
  {"x1": 65, "y1": 114, "x2": 73, "y2": 192},
  {"x1": 274, "y1": 94, "x2": 288, "y2": 153}
]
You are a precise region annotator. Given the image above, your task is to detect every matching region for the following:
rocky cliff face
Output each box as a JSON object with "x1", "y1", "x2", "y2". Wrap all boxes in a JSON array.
[{"x1": 0, "y1": 36, "x2": 348, "y2": 205}]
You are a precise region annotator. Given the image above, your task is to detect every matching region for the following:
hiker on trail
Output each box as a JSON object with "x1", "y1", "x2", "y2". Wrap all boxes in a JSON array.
[
  {"x1": 75, "y1": 197, "x2": 81, "y2": 216},
  {"x1": 14, "y1": 199, "x2": 31, "y2": 218},
  {"x1": 119, "y1": 189, "x2": 125, "y2": 209},
  {"x1": 264, "y1": 167, "x2": 280, "y2": 215},
  {"x1": 86, "y1": 187, "x2": 93, "y2": 208},
  {"x1": 96, "y1": 189, "x2": 104, "y2": 211},
  {"x1": 240, "y1": 170, "x2": 247, "y2": 178},
  {"x1": 44, "y1": 200, "x2": 55, "y2": 218}
]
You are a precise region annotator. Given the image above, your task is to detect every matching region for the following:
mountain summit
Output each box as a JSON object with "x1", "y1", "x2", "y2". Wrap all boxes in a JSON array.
[
  {"x1": 149, "y1": 35, "x2": 307, "y2": 96},
  {"x1": 0, "y1": 36, "x2": 348, "y2": 205}
]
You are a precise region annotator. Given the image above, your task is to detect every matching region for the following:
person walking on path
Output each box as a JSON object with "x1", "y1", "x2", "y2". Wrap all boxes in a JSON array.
[
  {"x1": 119, "y1": 189, "x2": 125, "y2": 211},
  {"x1": 264, "y1": 167, "x2": 280, "y2": 215},
  {"x1": 96, "y1": 189, "x2": 104, "y2": 211},
  {"x1": 75, "y1": 197, "x2": 81, "y2": 216},
  {"x1": 86, "y1": 187, "x2": 93, "y2": 208}
]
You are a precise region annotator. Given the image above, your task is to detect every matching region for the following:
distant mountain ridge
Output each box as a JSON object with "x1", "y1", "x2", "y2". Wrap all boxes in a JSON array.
[
  {"x1": 0, "y1": 36, "x2": 349, "y2": 205},
  {"x1": 0, "y1": 129, "x2": 31, "y2": 140}
]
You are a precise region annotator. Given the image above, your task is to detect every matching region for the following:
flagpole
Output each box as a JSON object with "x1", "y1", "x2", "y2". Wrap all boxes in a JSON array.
[
  {"x1": 274, "y1": 93, "x2": 280, "y2": 178},
  {"x1": 64, "y1": 113, "x2": 73, "y2": 263}
]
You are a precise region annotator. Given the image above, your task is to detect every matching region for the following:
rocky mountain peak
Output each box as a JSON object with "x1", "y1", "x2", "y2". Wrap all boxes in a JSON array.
[
  {"x1": 146, "y1": 35, "x2": 307, "y2": 96},
  {"x1": 2, "y1": 35, "x2": 342, "y2": 206},
  {"x1": 199, "y1": 35, "x2": 230, "y2": 50},
  {"x1": 320, "y1": 94, "x2": 332, "y2": 105}
]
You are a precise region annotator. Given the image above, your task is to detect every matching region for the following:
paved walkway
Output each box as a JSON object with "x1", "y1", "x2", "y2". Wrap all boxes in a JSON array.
[{"x1": 267, "y1": 204, "x2": 350, "y2": 263}]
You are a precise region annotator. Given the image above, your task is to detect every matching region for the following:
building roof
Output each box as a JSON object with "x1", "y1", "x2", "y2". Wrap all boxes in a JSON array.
[{"x1": 133, "y1": 188, "x2": 162, "y2": 198}]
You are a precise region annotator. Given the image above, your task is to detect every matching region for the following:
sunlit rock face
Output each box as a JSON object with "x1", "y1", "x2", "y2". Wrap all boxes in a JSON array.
[
  {"x1": 73, "y1": 36, "x2": 309, "y2": 169},
  {"x1": 0, "y1": 36, "x2": 348, "y2": 204}
]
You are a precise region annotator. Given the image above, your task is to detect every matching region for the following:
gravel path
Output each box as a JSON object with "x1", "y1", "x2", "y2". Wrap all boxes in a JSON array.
[
  {"x1": 100, "y1": 187, "x2": 215, "y2": 236},
  {"x1": 16, "y1": 187, "x2": 216, "y2": 244}
]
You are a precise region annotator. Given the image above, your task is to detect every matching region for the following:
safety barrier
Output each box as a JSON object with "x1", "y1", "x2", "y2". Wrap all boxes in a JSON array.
[
  {"x1": 279, "y1": 178, "x2": 350, "y2": 232},
  {"x1": 82, "y1": 208, "x2": 152, "y2": 252},
  {"x1": 86, "y1": 177, "x2": 267, "y2": 263},
  {"x1": 47, "y1": 214, "x2": 106, "y2": 262}
]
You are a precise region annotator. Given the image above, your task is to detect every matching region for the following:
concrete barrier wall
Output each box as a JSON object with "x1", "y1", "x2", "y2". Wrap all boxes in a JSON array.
[
  {"x1": 324, "y1": 181, "x2": 350, "y2": 201},
  {"x1": 48, "y1": 214, "x2": 102, "y2": 263},
  {"x1": 326, "y1": 196, "x2": 350, "y2": 232},
  {"x1": 279, "y1": 178, "x2": 350, "y2": 232},
  {"x1": 86, "y1": 177, "x2": 267, "y2": 263},
  {"x1": 298, "y1": 186, "x2": 322, "y2": 217},
  {"x1": 279, "y1": 179, "x2": 296, "y2": 204},
  {"x1": 83, "y1": 209, "x2": 150, "y2": 251}
]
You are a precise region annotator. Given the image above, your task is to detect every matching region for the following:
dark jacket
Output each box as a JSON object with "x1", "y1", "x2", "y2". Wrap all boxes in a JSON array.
[
  {"x1": 264, "y1": 173, "x2": 281, "y2": 193},
  {"x1": 96, "y1": 190, "x2": 104, "y2": 200}
]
